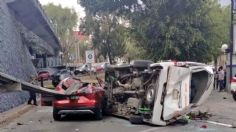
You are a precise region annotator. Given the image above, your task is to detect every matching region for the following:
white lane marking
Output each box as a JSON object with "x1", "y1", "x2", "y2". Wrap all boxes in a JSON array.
[{"x1": 206, "y1": 120, "x2": 234, "y2": 128}]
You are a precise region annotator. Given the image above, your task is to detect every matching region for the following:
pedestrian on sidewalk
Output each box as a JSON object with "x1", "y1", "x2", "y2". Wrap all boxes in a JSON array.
[{"x1": 218, "y1": 66, "x2": 225, "y2": 92}]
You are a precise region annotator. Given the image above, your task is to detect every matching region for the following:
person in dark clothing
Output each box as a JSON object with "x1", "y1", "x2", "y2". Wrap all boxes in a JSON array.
[
  {"x1": 218, "y1": 66, "x2": 225, "y2": 92},
  {"x1": 28, "y1": 91, "x2": 37, "y2": 105},
  {"x1": 27, "y1": 76, "x2": 38, "y2": 105}
]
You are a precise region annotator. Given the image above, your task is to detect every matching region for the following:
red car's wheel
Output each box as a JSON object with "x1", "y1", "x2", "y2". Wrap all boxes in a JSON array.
[
  {"x1": 95, "y1": 107, "x2": 103, "y2": 120},
  {"x1": 53, "y1": 108, "x2": 61, "y2": 121},
  {"x1": 233, "y1": 93, "x2": 236, "y2": 101}
]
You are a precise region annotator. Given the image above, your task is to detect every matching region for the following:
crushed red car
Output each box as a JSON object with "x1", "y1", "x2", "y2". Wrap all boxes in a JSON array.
[{"x1": 52, "y1": 76, "x2": 106, "y2": 121}]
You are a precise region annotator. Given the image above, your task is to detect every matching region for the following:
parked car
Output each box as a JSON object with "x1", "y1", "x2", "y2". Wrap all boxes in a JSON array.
[
  {"x1": 53, "y1": 77, "x2": 106, "y2": 121},
  {"x1": 74, "y1": 64, "x2": 96, "y2": 75},
  {"x1": 230, "y1": 76, "x2": 236, "y2": 101},
  {"x1": 104, "y1": 60, "x2": 214, "y2": 126},
  {"x1": 52, "y1": 69, "x2": 73, "y2": 87},
  {"x1": 95, "y1": 63, "x2": 109, "y2": 73},
  {"x1": 37, "y1": 68, "x2": 57, "y2": 81}
]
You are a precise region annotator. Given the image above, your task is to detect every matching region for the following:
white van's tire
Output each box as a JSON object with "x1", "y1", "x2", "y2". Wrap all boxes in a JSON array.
[
  {"x1": 129, "y1": 115, "x2": 143, "y2": 124},
  {"x1": 145, "y1": 84, "x2": 156, "y2": 106}
]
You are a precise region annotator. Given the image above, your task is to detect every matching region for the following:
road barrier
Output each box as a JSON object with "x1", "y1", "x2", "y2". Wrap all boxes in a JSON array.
[{"x1": 0, "y1": 72, "x2": 64, "y2": 96}]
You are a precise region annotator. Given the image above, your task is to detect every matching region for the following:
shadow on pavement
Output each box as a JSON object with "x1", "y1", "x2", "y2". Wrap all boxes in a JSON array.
[{"x1": 58, "y1": 114, "x2": 111, "y2": 122}]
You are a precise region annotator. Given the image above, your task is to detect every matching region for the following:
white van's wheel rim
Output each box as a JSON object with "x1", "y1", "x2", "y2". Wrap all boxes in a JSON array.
[{"x1": 146, "y1": 85, "x2": 155, "y2": 105}]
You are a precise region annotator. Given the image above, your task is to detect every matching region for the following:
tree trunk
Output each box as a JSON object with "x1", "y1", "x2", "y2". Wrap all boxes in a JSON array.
[
  {"x1": 106, "y1": 27, "x2": 113, "y2": 64},
  {"x1": 107, "y1": 42, "x2": 113, "y2": 64}
]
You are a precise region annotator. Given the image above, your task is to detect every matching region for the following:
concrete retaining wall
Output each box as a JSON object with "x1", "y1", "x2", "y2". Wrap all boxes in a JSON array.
[
  {"x1": 0, "y1": 1, "x2": 36, "y2": 113},
  {"x1": 0, "y1": 91, "x2": 29, "y2": 113}
]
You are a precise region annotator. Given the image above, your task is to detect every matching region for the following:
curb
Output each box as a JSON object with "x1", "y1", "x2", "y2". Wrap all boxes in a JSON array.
[{"x1": 0, "y1": 103, "x2": 34, "y2": 127}]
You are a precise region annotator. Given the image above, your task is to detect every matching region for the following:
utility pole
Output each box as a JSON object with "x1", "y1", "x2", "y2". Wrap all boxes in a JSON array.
[{"x1": 230, "y1": 0, "x2": 235, "y2": 84}]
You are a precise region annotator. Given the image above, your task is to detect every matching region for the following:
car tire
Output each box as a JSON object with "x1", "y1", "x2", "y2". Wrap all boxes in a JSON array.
[
  {"x1": 129, "y1": 115, "x2": 143, "y2": 124},
  {"x1": 53, "y1": 108, "x2": 61, "y2": 121},
  {"x1": 233, "y1": 93, "x2": 236, "y2": 101},
  {"x1": 95, "y1": 107, "x2": 103, "y2": 120},
  {"x1": 102, "y1": 98, "x2": 111, "y2": 115},
  {"x1": 145, "y1": 84, "x2": 156, "y2": 106}
]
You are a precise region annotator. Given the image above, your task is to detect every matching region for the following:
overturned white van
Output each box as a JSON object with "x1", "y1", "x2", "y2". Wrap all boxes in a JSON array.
[{"x1": 105, "y1": 61, "x2": 214, "y2": 126}]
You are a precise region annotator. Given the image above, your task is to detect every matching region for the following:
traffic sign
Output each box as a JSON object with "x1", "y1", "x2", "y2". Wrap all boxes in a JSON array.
[{"x1": 85, "y1": 50, "x2": 95, "y2": 63}]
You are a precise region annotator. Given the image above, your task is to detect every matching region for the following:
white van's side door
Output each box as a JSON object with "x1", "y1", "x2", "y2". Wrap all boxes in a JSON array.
[{"x1": 162, "y1": 66, "x2": 191, "y2": 121}]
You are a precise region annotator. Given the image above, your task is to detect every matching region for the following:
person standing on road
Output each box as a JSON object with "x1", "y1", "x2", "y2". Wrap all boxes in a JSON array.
[
  {"x1": 27, "y1": 76, "x2": 38, "y2": 106},
  {"x1": 218, "y1": 66, "x2": 225, "y2": 92}
]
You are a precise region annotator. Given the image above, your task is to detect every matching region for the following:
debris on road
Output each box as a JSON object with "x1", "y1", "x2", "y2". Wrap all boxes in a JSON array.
[
  {"x1": 16, "y1": 122, "x2": 23, "y2": 126},
  {"x1": 188, "y1": 110, "x2": 212, "y2": 120},
  {"x1": 200, "y1": 124, "x2": 208, "y2": 129}
]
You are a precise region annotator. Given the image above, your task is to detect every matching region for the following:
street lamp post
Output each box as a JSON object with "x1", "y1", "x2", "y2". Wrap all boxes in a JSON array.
[
  {"x1": 221, "y1": 44, "x2": 229, "y2": 72},
  {"x1": 221, "y1": 44, "x2": 229, "y2": 53}
]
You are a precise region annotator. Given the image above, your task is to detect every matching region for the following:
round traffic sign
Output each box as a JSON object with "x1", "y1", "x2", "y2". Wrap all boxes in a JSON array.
[
  {"x1": 88, "y1": 54, "x2": 93, "y2": 59},
  {"x1": 85, "y1": 50, "x2": 95, "y2": 63}
]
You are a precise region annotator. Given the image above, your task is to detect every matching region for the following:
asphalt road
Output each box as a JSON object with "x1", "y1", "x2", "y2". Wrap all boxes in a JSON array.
[{"x1": 0, "y1": 106, "x2": 235, "y2": 132}]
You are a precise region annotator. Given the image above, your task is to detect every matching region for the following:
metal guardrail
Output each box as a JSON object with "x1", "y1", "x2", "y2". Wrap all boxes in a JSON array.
[{"x1": 0, "y1": 72, "x2": 64, "y2": 96}]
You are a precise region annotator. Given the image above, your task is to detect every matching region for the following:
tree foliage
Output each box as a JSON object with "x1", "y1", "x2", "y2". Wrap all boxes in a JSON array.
[
  {"x1": 43, "y1": 3, "x2": 78, "y2": 62},
  {"x1": 80, "y1": 0, "x2": 230, "y2": 63},
  {"x1": 80, "y1": 13, "x2": 127, "y2": 64},
  {"x1": 207, "y1": 2, "x2": 230, "y2": 59}
]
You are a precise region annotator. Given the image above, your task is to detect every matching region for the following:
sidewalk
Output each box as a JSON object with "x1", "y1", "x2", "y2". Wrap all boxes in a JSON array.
[{"x1": 0, "y1": 104, "x2": 35, "y2": 127}]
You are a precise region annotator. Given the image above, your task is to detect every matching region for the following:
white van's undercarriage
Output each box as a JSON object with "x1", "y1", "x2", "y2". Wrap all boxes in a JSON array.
[{"x1": 105, "y1": 61, "x2": 214, "y2": 125}]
